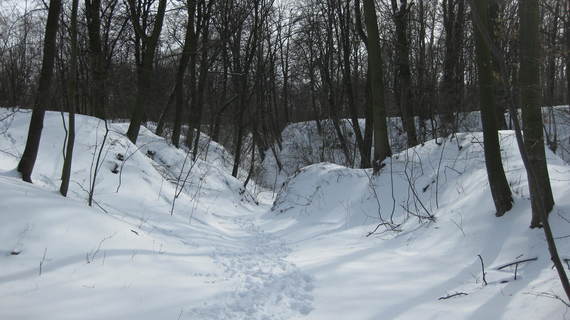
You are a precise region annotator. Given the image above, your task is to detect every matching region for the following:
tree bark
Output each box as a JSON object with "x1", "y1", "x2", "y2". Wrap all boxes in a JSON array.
[
  {"x1": 172, "y1": 0, "x2": 197, "y2": 148},
  {"x1": 391, "y1": 0, "x2": 417, "y2": 147},
  {"x1": 362, "y1": 0, "x2": 391, "y2": 172},
  {"x1": 355, "y1": 0, "x2": 372, "y2": 168},
  {"x1": 471, "y1": 0, "x2": 513, "y2": 216},
  {"x1": 338, "y1": 0, "x2": 366, "y2": 164},
  {"x1": 440, "y1": 0, "x2": 464, "y2": 137},
  {"x1": 18, "y1": 0, "x2": 62, "y2": 183},
  {"x1": 85, "y1": 0, "x2": 106, "y2": 119},
  {"x1": 192, "y1": 0, "x2": 213, "y2": 160},
  {"x1": 566, "y1": 0, "x2": 570, "y2": 103},
  {"x1": 519, "y1": 0, "x2": 555, "y2": 228},
  {"x1": 125, "y1": 0, "x2": 167, "y2": 144},
  {"x1": 60, "y1": 0, "x2": 79, "y2": 196}
]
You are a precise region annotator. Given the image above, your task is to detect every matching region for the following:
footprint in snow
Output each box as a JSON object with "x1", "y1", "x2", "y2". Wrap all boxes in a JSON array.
[{"x1": 188, "y1": 216, "x2": 314, "y2": 320}]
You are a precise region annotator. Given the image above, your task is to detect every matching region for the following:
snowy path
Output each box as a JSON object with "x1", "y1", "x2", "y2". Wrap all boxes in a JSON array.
[
  {"x1": 141, "y1": 139, "x2": 316, "y2": 319},
  {"x1": 188, "y1": 212, "x2": 314, "y2": 320}
]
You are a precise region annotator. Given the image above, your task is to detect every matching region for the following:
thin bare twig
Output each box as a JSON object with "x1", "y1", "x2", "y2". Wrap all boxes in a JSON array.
[{"x1": 478, "y1": 254, "x2": 487, "y2": 286}]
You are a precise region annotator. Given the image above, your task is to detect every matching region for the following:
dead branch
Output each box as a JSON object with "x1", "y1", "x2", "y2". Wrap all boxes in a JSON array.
[
  {"x1": 478, "y1": 254, "x2": 487, "y2": 286},
  {"x1": 438, "y1": 292, "x2": 468, "y2": 300},
  {"x1": 496, "y1": 257, "x2": 538, "y2": 270}
]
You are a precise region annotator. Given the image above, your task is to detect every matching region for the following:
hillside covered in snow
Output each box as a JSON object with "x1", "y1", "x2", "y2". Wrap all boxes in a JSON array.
[{"x1": 1, "y1": 108, "x2": 570, "y2": 319}]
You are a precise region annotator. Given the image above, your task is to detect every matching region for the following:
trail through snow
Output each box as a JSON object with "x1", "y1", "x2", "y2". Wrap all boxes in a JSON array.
[{"x1": 189, "y1": 212, "x2": 314, "y2": 319}]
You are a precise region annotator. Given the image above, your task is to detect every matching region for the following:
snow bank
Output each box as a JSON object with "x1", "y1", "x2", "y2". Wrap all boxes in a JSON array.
[
  {"x1": 0, "y1": 109, "x2": 257, "y2": 212},
  {"x1": 263, "y1": 131, "x2": 570, "y2": 319},
  {"x1": 0, "y1": 108, "x2": 277, "y2": 319}
]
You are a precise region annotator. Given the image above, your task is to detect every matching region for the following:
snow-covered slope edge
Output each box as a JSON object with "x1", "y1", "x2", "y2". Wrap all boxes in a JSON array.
[
  {"x1": 260, "y1": 106, "x2": 570, "y2": 189},
  {"x1": 262, "y1": 131, "x2": 570, "y2": 319}
]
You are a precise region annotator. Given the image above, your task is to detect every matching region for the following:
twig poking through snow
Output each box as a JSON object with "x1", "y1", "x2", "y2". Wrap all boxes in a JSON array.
[
  {"x1": 39, "y1": 248, "x2": 47, "y2": 276},
  {"x1": 524, "y1": 291, "x2": 570, "y2": 308},
  {"x1": 438, "y1": 292, "x2": 468, "y2": 300},
  {"x1": 478, "y1": 254, "x2": 487, "y2": 286}
]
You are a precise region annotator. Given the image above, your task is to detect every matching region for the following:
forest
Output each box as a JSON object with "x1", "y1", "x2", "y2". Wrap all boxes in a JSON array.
[{"x1": 1, "y1": 0, "x2": 570, "y2": 319}]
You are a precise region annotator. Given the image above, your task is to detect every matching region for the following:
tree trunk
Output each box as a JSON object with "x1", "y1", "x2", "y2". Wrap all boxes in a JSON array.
[
  {"x1": 85, "y1": 0, "x2": 106, "y2": 119},
  {"x1": 125, "y1": 0, "x2": 167, "y2": 144},
  {"x1": 362, "y1": 0, "x2": 391, "y2": 172},
  {"x1": 488, "y1": 0, "x2": 508, "y2": 130},
  {"x1": 60, "y1": 0, "x2": 79, "y2": 197},
  {"x1": 18, "y1": 0, "x2": 62, "y2": 183},
  {"x1": 391, "y1": 0, "x2": 417, "y2": 147},
  {"x1": 192, "y1": 0, "x2": 213, "y2": 160},
  {"x1": 566, "y1": 0, "x2": 570, "y2": 103},
  {"x1": 471, "y1": 0, "x2": 513, "y2": 216},
  {"x1": 361, "y1": 67, "x2": 373, "y2": 168},
  {"x1": 155, "y1": 89, "x2": 176, "y2": 136},
  {"x1": 355, "y1": 0, "x2": 372, "y2": 168},
  {"x1": 172, "y1": 0, "x2": 197, "y2": 148},
  {"x1": 544, "y1": 0, "x2": 560, "y2": 152},
  {"x1": 440, "y1": 0, "x2": 464, "y2": 137},
  {"x1": 338, "y1": 0, "x2": 366, "y2": 163},
  {"x1": 519, "y1": 0, "x2": 555, "y2": 228}
]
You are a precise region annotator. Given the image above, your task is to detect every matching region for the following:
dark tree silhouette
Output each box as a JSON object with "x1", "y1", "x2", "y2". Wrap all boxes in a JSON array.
[
  {"x1": 470, "y1": 0, "x2": 513, "y2": 216},
  {"x1": 18, "y1": 0, "x2": 62, "y2": 183}
]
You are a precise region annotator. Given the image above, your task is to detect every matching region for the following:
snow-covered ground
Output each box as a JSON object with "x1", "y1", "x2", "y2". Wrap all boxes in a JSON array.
[{"x1": 1, "y1": 108, "x2": 570, "y2": 319}]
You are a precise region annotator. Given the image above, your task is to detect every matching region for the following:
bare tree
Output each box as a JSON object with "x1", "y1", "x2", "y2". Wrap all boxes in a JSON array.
[
  {"x1": 18, "y1": 0, "x2": 62, "y2": 183},
  {"x1": 519, "y1": 0, "x2": 555, "y2": 228},
  {"x1": 60, "y1": 0, "x2": 79, "y2": 196},
  {"x1": 470, "y1": 0, "x2": 513, "y2": 216},
  {"x1": 171, "y1": 0, "x2": 197, "y2": 148},
  {"x1": 125, "y1": 0, "x2": 167, "y2": 144},
  {"x1": 390, "y1": 0, "x2": 417, "y2": 147},
  {"x1": 85, "y1": 0, "x2": 106, "y2": 119},
  {"x1": 362, "y1": 0, "x2": 391, "y2": 172},
  {"x1": 439, "y1": 0, "x2": 465, "y2": 137}
]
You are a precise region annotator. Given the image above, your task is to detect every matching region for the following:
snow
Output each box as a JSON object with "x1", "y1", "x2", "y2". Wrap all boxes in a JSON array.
[{"x1": 1, "y1": 107, "x2": 570, "y2": 319}]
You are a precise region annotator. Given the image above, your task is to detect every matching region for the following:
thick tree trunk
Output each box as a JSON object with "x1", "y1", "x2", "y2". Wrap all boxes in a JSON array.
[
  {"x1": 519, "y1": 0, "x2": 555, "y2": 228},
  {"x1": 355, "y1": 0, "x2": 372, "y2": 168},
  {"x1": 440, "y1": 0, "x2": 464, "y2": 137},
  {"x1": 172, "y1": 0, "x2": 196, "y2": 148},
  {"x1": 85, "y1": 0, "x2": 106, "y2": 119},
  {"x1": 391, "y1": 0, "x2": 417, "y2": 147},
  {"x1": 18, "y1": 0, "x2": 62, "y2": 183},
  {"x1": 362, "y1": 0, "x2": 391, "y2": 173},
  {"x1": 488, "y1": 1, "x2": 508, "y2": 130},
  {"x1": 471, "y1": 0, "x2": 513, "y2": 216},
  {"x1": 126, "y1": 0, "x2": 167, "y2": 144},
  {"x1": 192, "y1": 1, "x2": 213, "y2": 160}
]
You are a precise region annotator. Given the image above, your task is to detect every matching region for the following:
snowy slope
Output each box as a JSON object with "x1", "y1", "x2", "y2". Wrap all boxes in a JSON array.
[
  {"x1": 1, "y1": 107, "x2": 570, "y2": 319},
  {"x1": 0, "y1": 109, "x2": 310, "y2": 319},
  {"x1": 261, "y1": 131, "x2": 570, "y2": 319}
]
